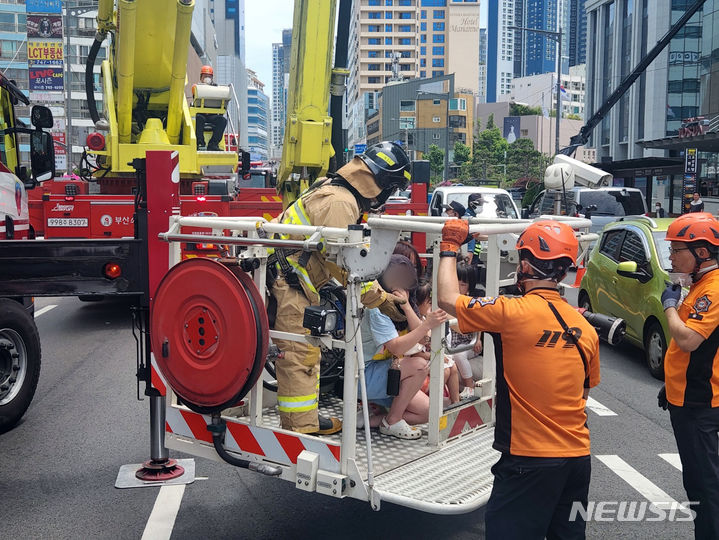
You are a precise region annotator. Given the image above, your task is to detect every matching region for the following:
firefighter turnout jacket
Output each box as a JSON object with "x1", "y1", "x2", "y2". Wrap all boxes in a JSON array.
[
  {"x1": 455, "y1": 288, "x2": 601, "y2": 457},
  {"x1": 665, "y1": 269, "x2": 719, "y2": 408}
]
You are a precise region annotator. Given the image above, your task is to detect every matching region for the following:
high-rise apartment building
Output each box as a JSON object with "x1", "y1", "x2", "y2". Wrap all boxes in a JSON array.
[
  {"x1": 210, "y1": 0, "x2": 247, "y2": 147},
  {"x1": 271, "y1": 29, "x2": 291, "y2": 158},
  {"x1": 569, "y1": 0, "x2": 587, "y2": 67},
  {"x1": 486, "y1": 0, "x2": 515, "y2": 103},
  {"x1": 346, "y1": 0, "x2": 480, "y2": 150},
  {"x1": 247, "y1": 69, "x2": 270, "y2": 161},
  {"x1": 515, "y1": 0, "x2": 570, "y2": 77}
]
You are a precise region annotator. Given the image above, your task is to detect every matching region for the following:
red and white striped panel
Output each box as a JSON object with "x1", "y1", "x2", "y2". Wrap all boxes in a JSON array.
[
  {"x1": 150, "y1": 356, "x2": 167, "y2": 397},
  {"x1": 165, "y1": 406, "x2": 341, "y2": 473}
]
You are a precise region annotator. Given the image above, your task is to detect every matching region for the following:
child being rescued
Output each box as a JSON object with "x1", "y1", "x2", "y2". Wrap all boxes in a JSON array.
[
  {"x1": 359, "y1": 254, "x2": 448, "y2": 440},
  {"x1": 447, "y1": 261, "x2": 482, "y2": 399}
]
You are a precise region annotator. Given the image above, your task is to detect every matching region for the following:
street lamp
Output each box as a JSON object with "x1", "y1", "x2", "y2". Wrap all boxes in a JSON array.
[{"x1": 508, "y1": 25, "x2": 563, "y2": 156}]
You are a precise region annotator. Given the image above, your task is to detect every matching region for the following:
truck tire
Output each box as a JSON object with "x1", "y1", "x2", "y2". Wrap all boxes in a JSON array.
[{"x1": 0, "y1": 299, "x2": 41, "y2": 433}]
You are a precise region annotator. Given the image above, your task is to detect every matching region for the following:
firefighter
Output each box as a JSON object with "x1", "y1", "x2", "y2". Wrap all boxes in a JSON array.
[
  {"x1": 437, "y1": 218, "x2": 600, "y2": 539},
  {"x1": 194, "y1": 65, "x2": 227, "y2": 151},
  {"x1": 658, "y1": 212, "x2": 719, "y2": 539},
  {"x1": 270, "y1": 141, "x2": 412, "y2": 435}
]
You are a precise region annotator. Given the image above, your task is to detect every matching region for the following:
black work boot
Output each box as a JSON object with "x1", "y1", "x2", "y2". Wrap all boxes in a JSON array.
[{"x1": 310, "y1": 415, "x2": 342, "y2": 435}]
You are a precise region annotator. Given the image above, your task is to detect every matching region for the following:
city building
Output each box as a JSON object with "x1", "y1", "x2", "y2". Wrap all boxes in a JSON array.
[
  {"x1": 585, "y1": 0, "x2": 719, "y2": 214},
  {"x1": 512, "y1": 0, "x2": 571, "y2": 78},
  {"x1": 479, "y1": 27, "x2": 487, "y2": 103},
  {"x1": 246, "y1": 69, "x2": 270, "y2": 162},
  {"x1": 345, "y1": 0, "x2": 481, "y2": 152},
  {"x1": 501, "y1": 64, "x2": 587, "y2": 118},
  {"x1": 486, "y1": 0, "x2": 516, "y2": 103},
  {"x1": 569, "y1": 0, "x2": 587, "y2": 67},
  {"x1": 476, "y1": 100, "x2": 595, "y2": 162},
  {"x1": 270, "y1": 29, "x2": 291, "y2": 158},
  {"x1": 210, "y1": 0, "x2": 247, "y2": 147},
  {"x1": 366, "y1": 74, "x2": 474, "y2": 176}
]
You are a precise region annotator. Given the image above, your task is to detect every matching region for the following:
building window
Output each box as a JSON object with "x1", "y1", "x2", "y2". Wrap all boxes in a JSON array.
[
  {"x1": 420, "y1": 58, "x2": 426, "y2": 67},
  {"x1": 368, "y1": 38, "x2": 381, "y2": 45},
  {"x1": 399, "y1": 0, "x2": 412, "y2": 5},
  {"x1": 385, "y1": 37, "x2": 393, "y2": 44},
  {"x1": 433, "y1": 22, "x2": 445, "y2": 31},
  {"x1": 420, "y1": 70, "x2": 426, "y2": 78},
  {"x1": 368, "y1": 24, "x2": 381, "y2": 32},
  {"x1": 420, "y1": 46, "x2": 426, "y2": 55},
  {"x1": 385, "y1": 0, "x2": 393, "y2": 4},
  {"x1": 433, "y1": 99, "x2": 441, "y2": 105},
  {"x1": 432, "y1": 46, "x2": 444, "y2": 56},
  {"x1": 368, "y1": 50, "x2": 379, "y2": 58},
  {"x1": 432, "y1": 116, "x2": 441, "y2": 123},
  {"x1": 421, "y1": 34, "x2": 427, "y2": 43},
  {"x1": 420, "y1": 22, "x2": 427, "y2": 30},
  {"x1": 400, "y1": 63, "x2": 412, "y2": 71},
  {"x1": 449, "y1": 98, "x2": 466, "y2": 110},
  {"x1": 368, "y1": 0, "x2": 381, "y2": 5},
  {"x1": 432, "y1": 58, "x2": 444, "y2": 67},
  {"x1": 400, "y1": 100, "x2": 416, "y2": 111},
  {"x1": 433, "y1": 133, "x2": 441, "y2": 140},
  {"x1": 368, "y1": 76, "x2": 381, "y2": 84},
  {"x1": 433, "y1": 10, "x2": 445, "y2": 19},
  {"x1": 399, "y1": 12, "x2": 412, "y2": 19},
  {"x1": 421, "y1": 10, "x2": 427, "y2": 19},
  {"x1": 399, "y1": 24, "x2": 412, "y2": 32},
  {"x1": 385, "y1": 24, "x2": 392, "y2": 31},
  {"x1": 385, "y1": 11, "x2": 393, "y2": 19},
  {"x1": 368, "y1": 11, "x2": 382, "y2": 19},
  {"x1": 398, "y1": 38, "x2": 412, "y2": 45},
  {"x1": 368, "y1": 63, "x2": 381, "y2": 71},
  {"x1": 432, "y1": 70, "x2": 444, "y2": 76},
  {"x1": 399, "y1": 117, "x2": 416, "y2": 129},
  {"x1": 433, "y1": 34, "x2": 445, "y2": 43}
]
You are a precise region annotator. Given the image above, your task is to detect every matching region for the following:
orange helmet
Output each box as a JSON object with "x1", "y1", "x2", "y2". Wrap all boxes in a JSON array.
[
  {"x1": 200, "y1": 65, "x2": 213, "y2": 77},
  {"x1": 665, "y1": 212, "x2": 719, "y2": 246},
  {"x1": 516, "y1": 220, "x2": 579, "y2": 265}
]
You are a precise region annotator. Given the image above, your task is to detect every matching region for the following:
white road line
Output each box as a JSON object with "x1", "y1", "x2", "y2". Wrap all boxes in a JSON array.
[
  {"x1": 141, "y1": 485, "x2": 186, "y2": 540},
  {"x1": 34, "y1": 305, "x2": 57, "y2": 318},
  {"x1": 586, "y1": 397, "x2": 617, "y2": 416},
  {"x1": 596, "y1": 455, "x2": 682, "y2": 510},
  {"x1": 659, "y1": 453, "x2": 683, "y2": 471}
]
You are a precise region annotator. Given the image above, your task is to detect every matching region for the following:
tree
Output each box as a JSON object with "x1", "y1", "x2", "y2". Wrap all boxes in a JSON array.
[
  {"x1": 453, "y1": 141, "x2": 471, "y2": 165},
  {"x1": 486, "y1": 114, "x2": 495, "y2": 130},
  {"x1": 510, "y1": 103, "x2": 542, "y2": 116},
  {"x1": 426, "y1": 144, "x2": 445, "y2": 181}
]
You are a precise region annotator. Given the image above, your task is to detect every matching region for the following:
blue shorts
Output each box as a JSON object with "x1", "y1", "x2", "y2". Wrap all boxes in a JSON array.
[{"x1": 359, "y1": 359, "x2": 394, "y2": 409}]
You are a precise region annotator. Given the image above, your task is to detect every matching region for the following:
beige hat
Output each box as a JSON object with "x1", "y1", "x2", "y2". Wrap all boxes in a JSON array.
[{"x1": 337, "y1": 157, "x2": 382, "y2": 199}]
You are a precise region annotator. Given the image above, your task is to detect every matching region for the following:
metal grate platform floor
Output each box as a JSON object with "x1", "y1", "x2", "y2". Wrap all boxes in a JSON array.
[{"x1": 247, "y1": 396, "x2": 496, "y2": 481}]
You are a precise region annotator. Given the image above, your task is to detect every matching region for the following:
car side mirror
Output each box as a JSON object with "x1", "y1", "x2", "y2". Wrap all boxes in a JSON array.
[
  {"x1": 616, "y1": 260, "x2": 651, "y2": 283},
  {"x1": 30, "y1": 130, "x2": 55, "y2": 182},
  {"x1": 31, "y1": 105, "x2": 54, "y2": 129}
]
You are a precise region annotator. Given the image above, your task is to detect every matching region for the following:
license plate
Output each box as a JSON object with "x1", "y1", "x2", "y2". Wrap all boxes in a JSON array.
[{"x1": 47, "y1": 218, "x2": 88, "y2": 227}]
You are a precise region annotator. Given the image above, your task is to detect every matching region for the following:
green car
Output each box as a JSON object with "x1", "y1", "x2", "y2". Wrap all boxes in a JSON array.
[{"x1": 578, "y1": 217, "x2": 675, "y2": 379}]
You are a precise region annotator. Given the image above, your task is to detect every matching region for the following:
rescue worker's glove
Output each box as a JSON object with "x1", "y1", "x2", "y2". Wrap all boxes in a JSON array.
[
  {"x1": 440, "y1": 219, "x2": 470, "y2": 253},
  {"x1": 361, "y1": 281, "x2": 407, "y2": 322},
  {"x1": 657, "y1": 385, "x2": 668, "y2": 410},
  {"x1": 661, "y1": 282, "x2": 682, "y2": 311}
]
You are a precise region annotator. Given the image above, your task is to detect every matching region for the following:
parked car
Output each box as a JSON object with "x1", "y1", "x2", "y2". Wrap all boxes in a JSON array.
[
  {"x1": 429, "y1": 186, "x2": 520, "y2": 219},
  {"x1": 524, "y1": 187, "x2": 648, "y2": 233},
  {"x1": 578, "y1": 216, "x2": 675, "y2": 379}
]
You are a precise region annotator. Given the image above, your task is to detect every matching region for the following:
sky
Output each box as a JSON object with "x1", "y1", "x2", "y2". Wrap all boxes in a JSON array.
[
  {"x1": 244, "y1": 0, "x2": 294, "y2": 95},
  {"x1": 244, "y1": 1, "x2": 488, "y2": 100}
]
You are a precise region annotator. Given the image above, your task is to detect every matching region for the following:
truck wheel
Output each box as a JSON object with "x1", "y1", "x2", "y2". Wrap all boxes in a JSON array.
[{"x1": 0, "y1": 299, "x2": 41, "y2": 433}]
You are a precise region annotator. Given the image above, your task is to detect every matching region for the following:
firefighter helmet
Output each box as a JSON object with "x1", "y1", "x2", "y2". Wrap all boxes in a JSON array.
[
  {"x1": 358, "y1": 141, "x2": 412, "y2": 193},
  {"x1": 200, "y1": 65, "x2": 214, "y2": 77},
  {"x1": 665, "y1": 212, "x2": 719, "y2": 246},
  {"x1": 516, "y1": 220, "x2": 579, "y2": 265}
]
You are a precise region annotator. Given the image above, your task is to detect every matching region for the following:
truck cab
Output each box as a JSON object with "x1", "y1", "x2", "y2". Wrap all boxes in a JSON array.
[{"x1": 428, "y1": 186, "x2": 520, "y2": 219}]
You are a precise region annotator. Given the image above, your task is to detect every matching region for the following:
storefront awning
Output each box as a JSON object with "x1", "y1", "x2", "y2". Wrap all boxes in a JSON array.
[
  {"x1": 591, "y1": 157, "x2": 685, "y2": 178},
  {"x1": 639, "y1": 131, "x2": 719, "y2": 152}
]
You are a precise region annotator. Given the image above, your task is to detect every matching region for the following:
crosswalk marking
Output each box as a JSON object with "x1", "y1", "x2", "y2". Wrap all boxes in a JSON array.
[
  {"x1": 586, "y1": 396, "x2": 617, "y2": 416},
  {"x1": 596, "y1": 454, "x2": 683, "y2": 510},
  {"x1": 658, "y1": 453, "x2": 683, "y2": 472},
  {"x1": 34, "y1": 305, "x2": 57, "y2": 318}
]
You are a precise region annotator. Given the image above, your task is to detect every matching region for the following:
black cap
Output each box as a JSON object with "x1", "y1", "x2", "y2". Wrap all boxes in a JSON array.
[
  {"x1": 443, "y1": 201, "x2": 466, "y2": 216},
  {"x1": 468, "y1": 193, "x2": 485, "y2": 205}
]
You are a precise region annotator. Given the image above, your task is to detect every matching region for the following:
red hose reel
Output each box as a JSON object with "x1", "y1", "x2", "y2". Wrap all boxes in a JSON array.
[{"x1": 150, "y1": 258, "x2": 269, "y2": 413}]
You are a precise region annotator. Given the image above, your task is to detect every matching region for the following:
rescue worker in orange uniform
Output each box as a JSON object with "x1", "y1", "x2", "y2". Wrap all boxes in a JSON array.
[
  {"x1": 193, "y1": 65, "x2": 227, "y2": 151},
  {"x1": 270, "y1": 142, "x2": 412, "y2": 435},
  {"x1": 658, "y1": 212, "x2": 719, "y2": 539},
  {"x1": 437, "y1": 218, "x2": 600, "y2": 539}
]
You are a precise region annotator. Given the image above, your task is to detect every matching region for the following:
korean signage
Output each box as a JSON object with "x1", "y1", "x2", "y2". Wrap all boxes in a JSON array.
[
  {"x1": 26, "y1": 0, "x2": 62, "y2": 14},
  {"x1": 29, "y1": 66, "x2": 63, "y2": 92},
  {"x1": 683, "y1": 148, "x2": 698, "y2": 214},
  {"x1": 27, "y1": 15, "x2": 62, "y2": 38},
  {"x1": 27, "y1": 41, "x2": 63, "y2": 64},
  {"x1": 52, "y1": 132, "x2": 66, "y2": 171}
]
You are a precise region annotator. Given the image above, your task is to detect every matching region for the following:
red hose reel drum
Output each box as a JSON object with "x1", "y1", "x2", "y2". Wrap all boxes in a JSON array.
[{"x1": 150, "y1": 258, "x2": 269, "y2": 413}]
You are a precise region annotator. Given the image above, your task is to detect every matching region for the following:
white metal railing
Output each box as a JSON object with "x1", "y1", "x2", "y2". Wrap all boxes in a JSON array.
[{"x1": 158, "y1": 213, "x2": 594, "y2": 483}]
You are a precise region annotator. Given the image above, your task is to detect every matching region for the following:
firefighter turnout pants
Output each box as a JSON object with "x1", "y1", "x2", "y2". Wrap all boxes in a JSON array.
[{"x1": 272, "y1": 278, "x2": 320, "y2": 433}]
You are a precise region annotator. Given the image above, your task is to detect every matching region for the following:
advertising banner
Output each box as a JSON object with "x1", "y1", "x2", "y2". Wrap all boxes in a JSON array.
[
  {"x1": 27, "y1": 15, "x2": 62, "y2": 38},
  {"x1": 27, "y1": 41, "x2": 63, "y2": 64},
  {"x1": 26, "y1": 0, "x2": 62, "y2": 14},
  {"x1": 29, "y1": 65, "x2": 63, "y2": 92}
]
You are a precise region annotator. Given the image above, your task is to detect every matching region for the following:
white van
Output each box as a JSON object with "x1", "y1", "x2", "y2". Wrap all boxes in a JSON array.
[{"x1": 429, "y1": 186, "x2": 520, "y2": 219}]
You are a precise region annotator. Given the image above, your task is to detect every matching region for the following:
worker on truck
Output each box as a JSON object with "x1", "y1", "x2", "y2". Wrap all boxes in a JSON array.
[
  {"x1": 437, "y1": 218, "x2": 600, "y2": 539},
  {"x1": 192, "y1": 65, "x2": 227, "y2": 151},
  {"x1": 270, "y1": 141, "x2": 411, "y2": 435}
]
